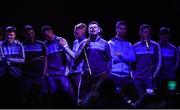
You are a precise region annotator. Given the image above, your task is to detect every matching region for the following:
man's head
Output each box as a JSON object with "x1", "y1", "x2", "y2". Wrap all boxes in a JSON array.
[
  {"x1": 88, "y1": 21, "x2": 101, "y2": 37},
  {"x1": 5, "y1": 26, "x2": 16, "y2": 43},
  {"x1": 139, "y1": 24, "x2": 151, "y2": 41},
  {"x1": 41, "y1": 25, "x2": 54, "y2": 40},
  {"x1": 159, "y1": 27, "x2": 170, "y2": 44},
  {"x1": 74, "y1": 23, "x2": 87, "y2": 39},
  {"x1": 23, "y1": 25, "x2": 35, "y2": 42},
  {"x1": 116, "y1": 20, "x2": 127, "y2": 39}
]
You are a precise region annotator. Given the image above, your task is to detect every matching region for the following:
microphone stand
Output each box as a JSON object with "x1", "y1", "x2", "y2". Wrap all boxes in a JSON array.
[
  {"x1": 77, "y1": 39, "x2": 92, "y2": 105},
  {"x1": 83, "y1": 38, "x2": 92, "y2": 75},
  {"x1": 83, "y1": 47, "x2": 92, "y2": 75}
]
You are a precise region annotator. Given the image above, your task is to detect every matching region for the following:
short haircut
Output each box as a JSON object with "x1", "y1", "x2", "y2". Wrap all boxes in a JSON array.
[
  {"x1": 116, "y1": 20, "x2": 127, "y2": 29},
  {"x1": 139, "y1": 24, "x2": 151, "y2": 31},
  {"x1": 5, "y1": 26, "x2": 16, "y2": 33},
  {"x1": 23, "y1": 25, "x2": 34, "y2": 32},
  {"x1": 88, "y1": 21, "x2": 100, "y2": 27},
  {"x1": 159, "y1": 27, "x2": 170, "y2": 35},
  {"x1": 41, "y1": 25, "x2": 52, "y2": 33},
  {"x1": 74, "y1": 23, "x2": 87, "y2": 30}
]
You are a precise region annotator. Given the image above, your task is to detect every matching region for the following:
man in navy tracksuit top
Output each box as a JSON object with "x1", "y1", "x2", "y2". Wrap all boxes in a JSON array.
[
  {"x1": 133, "y1": 24, "x2": 161, "y2": 98},
  {"x1": 0, "y1": 41, "x2": 7, "y2": 78},
  {"x1": 41, "y1": 25, "x2": 71, "y2": 96},
  {"x1": 22, "y1": 25, "x2": 48, "y2": 98},
  {"x1": 59, "y1": 23, "x2": 88, "y2": 102},
  {"x1": 0, "y1": 26, "x2": 25, "y2": 105},
  {"x1": 73, "y1": 21, "x2": 112, "y2": 104},
  {"x1": 156, "y1": 27, "x2": 179, "y2": 90},
  {"x1": 108, "y1": 20, "x2": 136, "y2": 92}
]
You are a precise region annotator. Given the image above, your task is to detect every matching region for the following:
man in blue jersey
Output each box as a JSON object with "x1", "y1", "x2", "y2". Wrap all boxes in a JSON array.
[
  {"x1": 0, "y1": 27, "x2": 7, "y2": 78},
  {"x1": 73, "y1": 21, "x2": 112, "y2": 105},
  {"x1": 108, "y1": 20, "x2": 136, "y2": 93},
  {"x1": 60, "y1": 23, "x2": 88, "y2": 103},
  {"x1": 0, "y1": 26, "x2": 25, "y2": 105},
  {"x1": 156, "y1": 27, "x2": 179, "y2": 92},
  {"x1": 133, "y1": 24, "x2": 161, "y2": 98},
  {"x1": 22, "y1": 25, "x2": 48, "y2": 101},
  {"x1": 41, "y1": 25, "x2": 72, "y2": 97}
]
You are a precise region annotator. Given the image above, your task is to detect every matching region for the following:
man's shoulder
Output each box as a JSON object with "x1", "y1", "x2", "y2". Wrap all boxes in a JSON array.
[
  {"x1": 14, "y1": 40, "x2": 23, "y2": 46},
  {"x1": 168, "y1": 43, "x2": 178, "y2": 50},
  {"x1": 133, "y1": 41, "x2": 141, "y2": 46},
  {"x1": 36, "y1": 40, "x2": 45, "y2": 44},
  {"x1": 99, "y1": 37, "x2": 108, "y2": 44},
  {"x1": 150, "y1": 40, "x2": 158, "y2": 45}
]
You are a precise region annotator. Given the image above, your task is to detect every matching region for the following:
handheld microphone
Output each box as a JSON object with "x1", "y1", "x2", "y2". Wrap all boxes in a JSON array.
[{"x1": 145, "y1": 40, "x2": 150, "y2": 51}]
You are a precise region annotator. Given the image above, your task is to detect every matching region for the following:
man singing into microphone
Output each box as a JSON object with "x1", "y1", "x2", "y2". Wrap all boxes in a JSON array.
[
  {"x1": 73, "y1": 21, "x2": 112, "y2": 105},
  {"x1": 132, "y1": 24, "x2": 161, "y2": 99}
]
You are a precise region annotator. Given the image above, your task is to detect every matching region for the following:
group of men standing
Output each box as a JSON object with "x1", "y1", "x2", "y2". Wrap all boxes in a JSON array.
[{"x1": 0, "y1": 20, "x2": 179, "y2": 107}]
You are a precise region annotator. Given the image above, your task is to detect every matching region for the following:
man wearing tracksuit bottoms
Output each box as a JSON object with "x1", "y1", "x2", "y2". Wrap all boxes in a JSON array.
[
  {"x1": 0, "y1": 26, "x2": 25, "y2": 105},
  {"x1": 22, "y1": 25, "x2": 48, "y2": 101},
  {"x1": 108, "y1": 20, "x2": 136, "y2": 93},
  {"x1": 132, "y1": 24, "x2": 161, "y2": 99},
  {"x1": 41, "y1": 25, "x2": 72, "y2": 97},
  {"x1": 73, "y1": 21, "x2": 112, "y2": 104},
  {"x1": 156, "y1": 27, "x2": 179, "y2": 91},
  {"x1": 59, "y1": 23, "x2": 88, "y2": 103}
]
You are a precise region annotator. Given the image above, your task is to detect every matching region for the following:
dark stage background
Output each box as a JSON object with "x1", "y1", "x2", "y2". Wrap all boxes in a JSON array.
[{"x1": 0, "y1": 0, "x2": 180, "y2": 47}]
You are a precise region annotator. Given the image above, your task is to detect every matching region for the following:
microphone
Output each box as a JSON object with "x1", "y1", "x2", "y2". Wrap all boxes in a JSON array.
[
  {"x1": 145, "y1": 40, "x2": 150, "y2": 51},
  {"x1": 83, "y1": 37, "x2": 91, "y2": 49}
]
